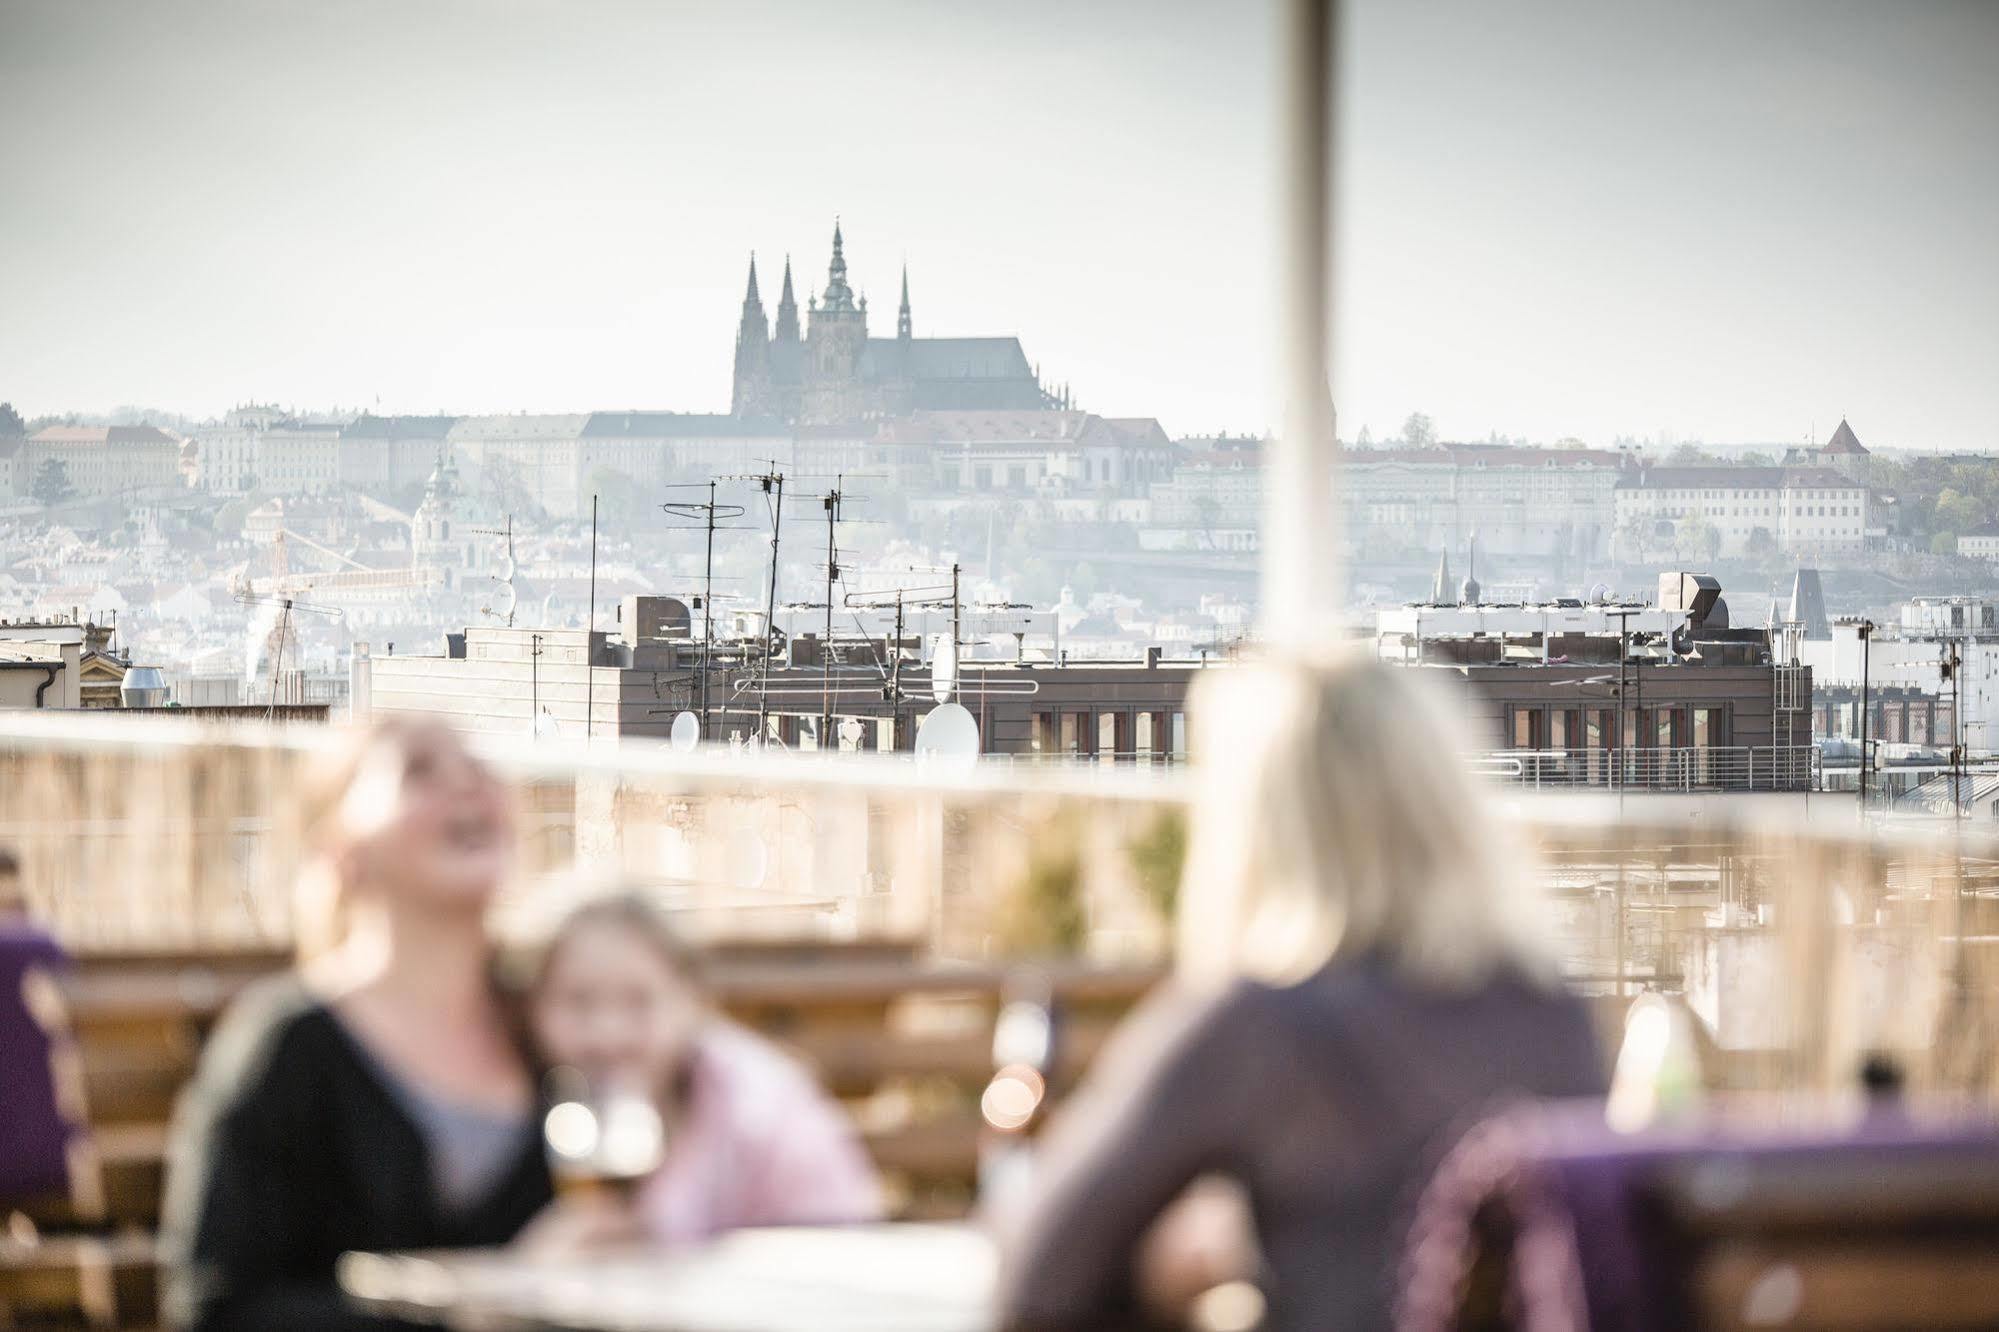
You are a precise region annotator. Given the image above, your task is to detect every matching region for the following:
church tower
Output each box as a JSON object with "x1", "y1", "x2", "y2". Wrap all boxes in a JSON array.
[
  {"x1": 897, "y1": 264, "x2": 912, "y2": 341},
  {"x1": 774, "y1": 255, "x2": 800, "y2": 344},
  {"x1": 730, "y1": 254, "x2": 770, "y2": 417},
  {"x1": 803, "y1": 221, "x2": 870, "y2": 421}
]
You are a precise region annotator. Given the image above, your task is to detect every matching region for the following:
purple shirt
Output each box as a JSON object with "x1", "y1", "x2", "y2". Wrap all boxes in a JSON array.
[{"x1": 0, "y1": 922, "x2": 75, "y2": 1201}]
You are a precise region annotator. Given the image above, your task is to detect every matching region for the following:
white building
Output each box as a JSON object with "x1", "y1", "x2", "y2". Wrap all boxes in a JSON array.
[
  {"x1": 1958, "y1": 525, "x2": 1999, "y2": 563},
  {"x1": 255, "y1": 418, "x2": 345, "y2": 495},
  {"x1": 1796, "y1": 597, "x2": 1999, "y2": 755},
  {"x1": 879, "y1": 410, "x2": 1172, "y2": 501},
  {"x1": 339, "y1": 415, "x2": 459, "y2": 497},
  {"x1": 1614, "y1": 465, "x2": 1869, "y2": 560},
  {"x1": 1143, "y1": 439, "x2": 1262, "y2": 553},
  {"x1": 1341, "y1": 444, "x2": 1626, "y2": 561},
  {"x1": 447, "y1": 414, "x2": 592, "y2": 518},
  {"x1": 187, "y1": 404, "x2": 284, "y2": 494},
  {"x1": 23, "y1": 426, "x2": 182, "y2": 498}
]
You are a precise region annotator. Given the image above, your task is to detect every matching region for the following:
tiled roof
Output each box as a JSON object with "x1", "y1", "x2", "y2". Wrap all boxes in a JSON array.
[
  {"x1": 1615, "y1": 465, "x2": 1859, "y2": 490},
  {"x1": 1821, "y1": 419, "x2": 1869, "y2": 455},
  {"x1": 342, "y1": 414, "x2": 459, "y2": 440},
  {"x1": 30, "y1": 425, "x2": 177, "y2": 446}
]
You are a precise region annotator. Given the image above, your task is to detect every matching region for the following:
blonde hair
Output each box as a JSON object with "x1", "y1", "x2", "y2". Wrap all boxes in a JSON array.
[
  {"x1": 289, "y1": 716, "x2": 432, "y2": 963},
  {"x1": 1175, "y1": 652, "x2": 1554, "y2": 991}
]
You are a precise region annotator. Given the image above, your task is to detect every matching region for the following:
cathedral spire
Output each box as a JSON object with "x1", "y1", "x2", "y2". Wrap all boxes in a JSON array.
[
  {"x1": 735, "y1": 253, "x2": 768, "y2": 348},
  {"x1": 731, "y1": 252, "x2": 770, "y2": 417},
  {"x1": 897, "y1": 263, "x2": 912, "y2": 340},
  {"x1": 821, "y1": 218, "x2": 856, "y2": 313},
  {"x1": 774, "y1": 254, "x2": 800, "y2": 342}
]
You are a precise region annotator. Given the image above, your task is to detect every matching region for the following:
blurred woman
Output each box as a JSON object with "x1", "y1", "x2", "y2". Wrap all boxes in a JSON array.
[
  {"x1": 163, "y1": 719, "x2": 548, "y2": 1331},
  {"x1": 517, "y1": 894, "x2": 880, "y2": 1251},
  {"x1": 999, "y1": 655, "x2": 1607, "y2": 1331}
]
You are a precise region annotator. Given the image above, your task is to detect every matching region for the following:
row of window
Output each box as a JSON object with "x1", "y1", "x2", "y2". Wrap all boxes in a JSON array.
[
  {"x1": 1030, "y1": 709, "x2": 1188, "y2": 760},
  {"x1": 1508, "y1": 704, "x2": 1728, "y2": 750}
]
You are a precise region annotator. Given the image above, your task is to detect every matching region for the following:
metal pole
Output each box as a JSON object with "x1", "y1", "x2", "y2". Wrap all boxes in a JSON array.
[
  {"x1": 701, "y1": 480, "x2": 716, "y2": 734},
  {"x1": 1858, "y1": 619, "x2": 1872, "y2": 818},
  {"x1": 586, "y1": 495, "x2": 598, "y2": 741},
  {"x1": 823, "y1": 484, "x2": 838, "y2": 750},
  {"x1": 891, "y1": 590, "x2": 905, "y2": 752},
  {"x1": 951, "y1": 562, "x2": 961, "y2": 666},
  {"x1": 758, "y1": 471, "x2": 783, "y2": 745},
  {"x1": 530, "y1": 632, "x2": 541, "y2": 736},
  {"x1": 1261, "y1": 0, "x2": 1340, "y2": 646}
]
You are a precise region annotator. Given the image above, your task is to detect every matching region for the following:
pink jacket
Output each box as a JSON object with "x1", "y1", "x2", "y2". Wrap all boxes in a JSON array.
[{"x1": 636, "y1": 1022, "x2": 883, "y2": 1244}]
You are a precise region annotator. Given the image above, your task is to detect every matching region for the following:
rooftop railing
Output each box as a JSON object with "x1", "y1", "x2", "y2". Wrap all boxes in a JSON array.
[
  {"x1": 3, "y1": 711, "x2": 1997, "y2": 1097},
  {"x1": 1477, "y1": 745, "x2": 1819, "y2": 792}
]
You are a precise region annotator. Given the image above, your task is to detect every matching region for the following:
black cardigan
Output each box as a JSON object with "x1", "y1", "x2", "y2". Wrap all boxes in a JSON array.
[{"x1": 160, "y1": 978, "x2": 554, "y2": 1331}]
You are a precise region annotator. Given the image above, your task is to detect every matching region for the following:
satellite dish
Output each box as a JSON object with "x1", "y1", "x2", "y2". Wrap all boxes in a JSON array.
[
  {"x1": 534, "y1": 709, "x2": 561, "y2": 738},
  {"x1": 915, "y1": 702, "x2": 979, "y2": 767},
  {"x1": 931, "y1": 633, "x2": 958, "y2": 704},
  {"x1": 669, "y1": 710, "x2": 700, "y2": 753}
]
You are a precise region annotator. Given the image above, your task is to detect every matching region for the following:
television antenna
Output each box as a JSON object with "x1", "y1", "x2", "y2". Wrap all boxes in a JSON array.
[
  {"x1": 467, "y1": 514, "x2": 519, "y2": 627},
  {"x1": 236, "y1": 591, "x2": 342, "y2": 720},
  {"x1": 661, "y1": 482, "x2": 755, "y2": 732},
  {"x1": 720, "y1": 464, "x2": 787, "y2": 744}
]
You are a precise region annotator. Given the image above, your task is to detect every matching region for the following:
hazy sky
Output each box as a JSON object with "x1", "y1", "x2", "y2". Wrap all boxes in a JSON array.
[{"x1": 2, "y1": 0, "x2": 1994, "y2": 449}]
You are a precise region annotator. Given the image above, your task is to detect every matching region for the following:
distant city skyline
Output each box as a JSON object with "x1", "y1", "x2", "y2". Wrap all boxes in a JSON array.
[{"x1": 2, "y1": 0, "x2": 1995, "y2": 450}]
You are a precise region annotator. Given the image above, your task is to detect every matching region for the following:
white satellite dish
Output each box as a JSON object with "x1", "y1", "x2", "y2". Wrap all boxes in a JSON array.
[
  {"x1": 915, "y1": 701, "x2": 979, "y2": 767},
  {"x1": 533, "y1": 709, "x2": 561, "y2": 738},
  {"x1": 669, "y1": 710, "x2": 700, "y2": 753},
  {"x1": 931, "y1": 633, "x2": 958, "y2": 704}
]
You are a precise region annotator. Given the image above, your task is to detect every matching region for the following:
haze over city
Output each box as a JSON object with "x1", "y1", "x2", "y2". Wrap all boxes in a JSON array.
[{"x1": 3, "y1": 0, "x2": 1996, "y2": 448}]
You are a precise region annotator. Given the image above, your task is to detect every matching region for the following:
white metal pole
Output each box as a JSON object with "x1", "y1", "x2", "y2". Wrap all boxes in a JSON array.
[{"x1": 1261, "y1": 0, "x2": 1341, "y2": 648}]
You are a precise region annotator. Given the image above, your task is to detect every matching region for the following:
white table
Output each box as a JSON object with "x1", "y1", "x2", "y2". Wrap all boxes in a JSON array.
[{"x1": 339, "y1": 1223, "x2": 997, "y2": 1332}]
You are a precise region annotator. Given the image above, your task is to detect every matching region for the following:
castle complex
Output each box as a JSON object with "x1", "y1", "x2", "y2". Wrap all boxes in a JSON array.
[{"x1": 730, "y1": 222, "x2": 1063, "y2": 425}]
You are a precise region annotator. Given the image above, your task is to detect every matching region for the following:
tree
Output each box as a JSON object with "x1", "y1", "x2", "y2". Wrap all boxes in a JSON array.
[
  {"x1": 1676, "y1": 515, "x2": 1721, "y2": 563},
  {"x1": 1192, "y1": 495, "x2": 1221, "y2": 550},
  {"x1": 1739, "y1": 450, "x2": 1774, "y2": 466},
  {"x1": 586, "y1": 466, "x2": 648, "y2": 531},
  {"x1": 30, "y1": 458, "x2": 73, "y2": 506},
  {"x1": 1668, "y1": 443, "x2": 1718, "y2": 466},
  {"x1": 1400, "y1": 413, "x2": 1437, "y2": 448},
  {"x1": 1931, "y1": 531, "x2": 1958, "y2": 557},
  {"x1": 1934, "y1": 488, "x2": 1983, "y2": 537},
  {"x1": 1354, "y1": 425, "x2": 1374, "y2": 448},
  {"x1": 0, "y1": 402, "x2": 24, "y2": 439},
  {"x1": 1746, "y1": 526, "x2": 1776, "y2": 558}
]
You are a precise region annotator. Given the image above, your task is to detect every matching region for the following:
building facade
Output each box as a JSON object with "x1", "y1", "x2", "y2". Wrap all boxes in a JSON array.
[
  {"x1": 1613, "y1": 465, "x2": 1869, "y2": 559},
  {"x1": 23, "y1": 426, "x2": 181, "y2": 498},
  {"x1": 1340, "y1": 444, "x2": 1626, "y2": 562}
]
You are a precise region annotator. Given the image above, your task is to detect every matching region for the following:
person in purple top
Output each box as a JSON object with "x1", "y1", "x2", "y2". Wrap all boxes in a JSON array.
[
  {"x1": 0, "y1": 846, "x2": 82, "y2": 1206},
  {"x1": 998, "y1": 656, "x2": 1608, "y2": 1332}
]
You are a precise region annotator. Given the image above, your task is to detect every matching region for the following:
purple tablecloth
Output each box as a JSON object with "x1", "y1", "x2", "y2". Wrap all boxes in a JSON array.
[{"x1": 0, "y1": 923, "x2": 76, "y2": 1202}]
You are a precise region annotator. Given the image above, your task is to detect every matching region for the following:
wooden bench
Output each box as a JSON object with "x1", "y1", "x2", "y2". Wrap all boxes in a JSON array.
[{"x1": 1660, "y1": 1145, "x2": 1999, "y2": 1330}]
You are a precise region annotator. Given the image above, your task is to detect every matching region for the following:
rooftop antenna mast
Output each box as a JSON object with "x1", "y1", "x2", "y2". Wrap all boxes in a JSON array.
[
  {"x1": 661, "y1": 482, "x2": 750, "y2": 735},
  {"x1": 721, "y1": 463, "x2": 787, "y2": 746},
  {"x1": 237, "y1": 591, "x2": 341, "y2": 722},
  {"x1": 821, "y1": 479, "x2": 845, "y2": 749},
  {"x1": 468, "y1": 514, "x2": 518, "y2": 627}
]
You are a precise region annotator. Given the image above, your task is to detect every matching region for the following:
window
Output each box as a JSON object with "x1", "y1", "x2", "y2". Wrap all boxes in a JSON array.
[
  {"x1": 1097, "y1": 711, "x2": 1120, "y2": 764},
  {"x1": 1059, "y1": 712, "x2": 1080, "y2": 754},
  {"x1": 1031, "y1": 711, "x2": 1053, "y2": 753},
  {"x1": 1511, "y1": 707, "x2": 1540, "y2": 748}
]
